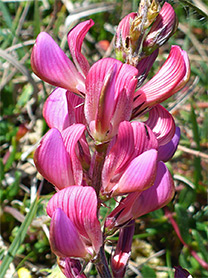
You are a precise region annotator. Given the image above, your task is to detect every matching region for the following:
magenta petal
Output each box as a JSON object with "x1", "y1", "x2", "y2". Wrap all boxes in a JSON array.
[
  {"x1": 68, "y1": 20, "x2": 94, "y2": 78},
  {"x1": 102, "y1": 121, "x2": 135, "y2": 193},
  {"x1": 143, "y1": 2, "x2": 178, "y2": 53},
  {"x1": 61, "y1": 124, "x2": 88, "y2": 185},
  {"x1": 136, "y1": 49, "x2": 159, "y2": 87},
  {"x1": 131, "y1": 121, "x2": 158, "y2": 154},
  {"x1": 158, "y1": 126, "x2": 180, "y2": 162},
  {"x1": 43, "y1": 89, "x2": 85, "y2": 131},
  {"x1": 47, "y1": 186, "x2": 102, "y2": 254},
  {"x1": 145, "y1": 104, "x2": 176, "y2": 146},
  {"x1": 85, "y1": 58, "x2": 138, "y2": 142},
  {"x1": 34, "y1": 128, "x2": 74, "y2": 189},
  {"x1": 134, "y1": 46, "x2": 190, "y2": 112},
  {"x1": 112, "y1": 149, "x2": 158, "y2": 196},
  {"x1": 115, "y1": 12, "x2": 137, "y2": 50},
  {"x1": 132, "y1": 161, "x2": 175, "y2": 218},
  {"x1": 43, "y1": 88, "x2": 74, "y2": 130},
  {"x1": 31, "y1": 32, "x2": 85, "y2": 94},
  {"x1": 50, "y1": 208, "x2": 87, "y2": 258}
]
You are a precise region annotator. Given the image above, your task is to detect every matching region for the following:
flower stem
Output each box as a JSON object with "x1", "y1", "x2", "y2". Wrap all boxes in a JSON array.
[
  {"x1": 92, "y1": 143, "x2": 108, "y2": 197},
  {"x1": 94, "y1": 245, "x2": 112, "y2": 278}
]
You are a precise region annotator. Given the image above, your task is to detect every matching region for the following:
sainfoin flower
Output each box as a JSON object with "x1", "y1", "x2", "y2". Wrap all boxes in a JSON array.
[{"x1": 46, "y1": 186, "x2": 102, "y2": 259}]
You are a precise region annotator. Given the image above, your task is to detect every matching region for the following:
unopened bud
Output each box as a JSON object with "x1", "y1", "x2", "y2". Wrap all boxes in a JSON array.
[{"x1": 142, "y1": 2, "x2": 178, "y2": 55}]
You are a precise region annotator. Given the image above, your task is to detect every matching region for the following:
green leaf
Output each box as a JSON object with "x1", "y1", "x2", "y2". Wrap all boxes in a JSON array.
[
  {"x1": 190, "y1": 103, "x2": 202, "y2": 187},
  {"x1": 34, "y1": 0, "x2": 41, "y2": 37},
  {"x1": 175, "y1": 204, "x2": 192, "y2": 244},
  {"x1": 0, "y1": 195, "x2": 39, "y2": 277},
  {"x1": 0, "y1": 1, "x2": 12, "y2": 28},
  {"x1": 141, "y1": 265, "x2": 156, "y2": 278},
  {"x1": 178, "y1": 187, "x2": 196, "y2": 209},
  {"x1": 192, "y1": 229, "x2": 207, "y2": 261}
]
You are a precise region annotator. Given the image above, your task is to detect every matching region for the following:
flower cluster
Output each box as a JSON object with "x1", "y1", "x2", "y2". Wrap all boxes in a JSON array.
[{"x1": 31, "y1": 1, "x2": 190, "y2": 277}]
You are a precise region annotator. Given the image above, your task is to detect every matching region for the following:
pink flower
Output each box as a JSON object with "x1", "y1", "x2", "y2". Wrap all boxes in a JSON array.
[
  {"x1": 34, "y1": 124, "x2": 90, "y2": 190},
  {"x1": 105, "y1": 161, "x2": 175, "y2": 231},
  {"x1": 47, "y1": 186, "x2": 102, "y2": 259},
  {"x1": 31, "y1": 20, "x2": 94, "y2": 96},
  {"x1": 101, "y1": 119, "x2": 171, "y2": 197},
  {"x1": 84, "y1": 58, "x2": 138, "y2": 143}
]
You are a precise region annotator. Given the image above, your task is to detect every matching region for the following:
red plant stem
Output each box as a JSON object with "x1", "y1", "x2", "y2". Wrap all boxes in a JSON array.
[
  {"x1": 164, "y1": 206, "x2": 208, "y2": 271},
  {"x1": 94, "y1": 245, "x2": 112, "y2": 278},
  {"x1": 92, "y1": 143, "x2": 108, "y2": 198}
]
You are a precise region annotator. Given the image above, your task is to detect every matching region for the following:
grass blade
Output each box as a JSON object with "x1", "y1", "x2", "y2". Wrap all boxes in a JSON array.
[{"x1": 0, "y1": 195, "x2": 39, "y2": 278}]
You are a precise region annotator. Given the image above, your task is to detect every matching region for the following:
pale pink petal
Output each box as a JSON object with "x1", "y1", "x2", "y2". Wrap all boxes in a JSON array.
[
  {"x1": 50, "y1": 208, "x2": 87, "y2": 258},
  {"x1": 111, "y1": 149, "x2": 158, "y2": 196},
  {"x1": 143, "y1": 2, "x2": 178, "y2": 54},
  {"x1": 31, "y1": 32, "x2": 85, "y2": 95},
  {"x1": 158, "y1": 126, "x2": 180, "y2": 161},
  {"x1": 111, "y1": 220, "x2": 135, "y2": 278},
  {"x1": 68, "y1": 20, "x2": 94, "y2": 78},
  {"x1": 47, "y1": 186, "x2": 102, "y2": 254},
  {"x1": 145, "y1": 104, "x2": 176, "y2": 146},
  {"x1": 34, "y1": 128, "x2": 74, "y2": 189},
  {"x1": 132, "y1": 161, "x2": 175, "y2": 218},
  {"x1": 61, "y1": 124, "x2": 89, "y2": 185},
  {"x1": 133, "y1": 46, "x2": 190, "y2": 114}
]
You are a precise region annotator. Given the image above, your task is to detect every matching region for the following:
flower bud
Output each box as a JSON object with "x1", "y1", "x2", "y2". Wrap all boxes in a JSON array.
[{"x1": 142, "y1": 2, "x2": 178, "y2": 55}]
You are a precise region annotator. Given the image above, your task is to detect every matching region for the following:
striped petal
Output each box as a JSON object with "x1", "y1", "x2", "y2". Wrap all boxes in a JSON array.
[
  {"x1": 34, "y1": 128, "x2": 74, "y2": 189},
  {"x1": 102, "y1": 121, "x2": 158, "y2": 194},
  {"x1": 31, "y1": 32, "x2": 85, "y2": 95},
  {"x1": 133, "y1": 46, "x2": 190, "y2": 115},
  {"x1": 68, "y1": 19, "x2": 94, "y2": 78},
  {"x1": 106, "y1": 161, "x2": 174, "y2": 230},
  {"x1": 143, "y1": 2, "x2": 178, "y2": 54},
  {"x1": 132, "y1": 161, "x2": 175, "y2": 218},
  {"x1": 47, "y1": 186, "x2": 102, "y2": 254},
  {"x1": 111, "y1": 149, "x2": 158, "y2": 196},
  {"x1": 145, "y1": 104, "x2": 176, "y2": 146},
  {"x1": 50, "y1": 208, "x2": 87, "y2": 258},
  {"x1": 85, "y1": 58, "x2": 138, "y2": 142}
]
